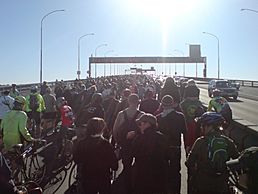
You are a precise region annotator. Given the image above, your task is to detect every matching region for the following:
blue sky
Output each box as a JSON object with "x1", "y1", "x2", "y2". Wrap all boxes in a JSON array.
[{"x1": 0, "y1": 0, "x2": 258, "y2": 84}]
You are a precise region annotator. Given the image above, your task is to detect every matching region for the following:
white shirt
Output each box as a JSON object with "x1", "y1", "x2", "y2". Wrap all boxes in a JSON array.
[{"x1": 0, "y1": 95, "x2": 14, "y2": 119}]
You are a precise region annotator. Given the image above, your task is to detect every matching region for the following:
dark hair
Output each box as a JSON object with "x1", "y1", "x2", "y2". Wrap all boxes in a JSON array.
[{"x1": 85, "y1": 117, "x2": 106, "y2": 137}]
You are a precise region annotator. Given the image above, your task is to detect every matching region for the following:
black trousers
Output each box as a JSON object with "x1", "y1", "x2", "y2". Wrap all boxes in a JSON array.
[{"x1": 168, "y1": 147, "x2": 181, "y2": 194}]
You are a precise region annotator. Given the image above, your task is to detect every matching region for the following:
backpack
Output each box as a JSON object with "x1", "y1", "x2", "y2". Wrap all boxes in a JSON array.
[
  {"x1": 207, "y1": 135, "x2": 229, "y2": 174},
  {"x1": 117, "y1": 110, "x2": 140, "y2": 148},
  {"x1": 29, "y1": 94, "x2": 39, "y2": 111}
]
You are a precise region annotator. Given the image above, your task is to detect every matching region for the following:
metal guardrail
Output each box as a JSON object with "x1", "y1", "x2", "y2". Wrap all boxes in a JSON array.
[{"x1": 184, "y1": 76, "x2": 258, "y2": 87}]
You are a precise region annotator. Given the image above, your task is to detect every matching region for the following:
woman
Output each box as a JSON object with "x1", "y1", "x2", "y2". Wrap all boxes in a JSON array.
[{"x1": 73, "y1": 117, "x2": 118, "y2": 194}]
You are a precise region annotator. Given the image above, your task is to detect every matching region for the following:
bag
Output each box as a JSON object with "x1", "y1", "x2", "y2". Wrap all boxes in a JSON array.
[
  {"x1": 29, "y1": 94, "x2": 39, "y2": 111},
  {"x1": 117, "y1": 110, "x2": 140, "y2": 147},
  {"x1": 207, "y1": 136, "x2": 229, "y2": 174}
]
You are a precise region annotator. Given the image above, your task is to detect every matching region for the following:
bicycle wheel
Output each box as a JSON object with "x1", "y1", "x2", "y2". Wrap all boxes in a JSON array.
[
  {"x1": 43, "y1": 169, "x2": 67, "y2": 194},
  {"x1": 28, "y1": 154, "x2": 46, "y2": 185},
  {"x1": 68, "y1": 163, "x2": 77, "y2": 187}
]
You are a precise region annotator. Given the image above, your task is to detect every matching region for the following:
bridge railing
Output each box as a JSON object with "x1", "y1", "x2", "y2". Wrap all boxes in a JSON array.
[{"x1": 184, "y1": 76, "x2": 258, "y2": 87}]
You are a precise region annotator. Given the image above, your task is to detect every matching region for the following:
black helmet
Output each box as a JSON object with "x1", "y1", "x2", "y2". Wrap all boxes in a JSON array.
[
  {"x1": 212, "y1": 89, "x2": 221, "y2": 97},
  {"x1": 198, "y1": 112, "x2": 225, "y2": 125}
]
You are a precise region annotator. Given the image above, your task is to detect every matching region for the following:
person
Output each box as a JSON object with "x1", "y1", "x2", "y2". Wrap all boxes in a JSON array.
[
  {"x1": 156, "y1": 95, "x2": 187, "y2": 194},
  {"x1": 132, "y1": 113, "x2": 169, "y2": 194},
  {"x1": 180, "y1": 94, "x2": 204, "y2": 154},
  {"x1": 114, "y1": 88, "x2": 131, "y2": 116},
  {"x1": 0, "y1": 96, "x2": 37, "y2": 152},
  {"x1": 9, "y1": 84, "x2": 20, "y2": 99},
  {"x1": 207, "y1": 89, "x2": 232, "y2": 128},
  {"x1": 73, "y1": 117, "x2": 118, "y2": 194},
  {"x1": 25, "y1": 86, "x2": 46, "y2": 138},
  {"x1": 185, "y1": 112, "x2": 239, "y2": 194},
  {"x1": 183, "y1": 79, "x2": 200, "y2": 99},
  {"x1": 56, "y1": 97, "x2": 74, "y2": 129},
  {"x1": 113, "y1": 94, "x2": 144, "y2": 194},
  {"x1": 40, "y1": 81, "x2": 48, "y2": 95},
  {"x1": 159, "y1": 77, "x2": 181, "y2": 106},
  {"x1": 0, "y1": 91, "x2": 14, "y2": 125},
  {"x1": 139, "y1": 89, "x2": 160, "y2": 114},
  {"x1": 75, "y1": 93, "x2": 104, "y2": 127},
  {"x1": 42, "y1": 87, "x2": 57, "y2": 131}
]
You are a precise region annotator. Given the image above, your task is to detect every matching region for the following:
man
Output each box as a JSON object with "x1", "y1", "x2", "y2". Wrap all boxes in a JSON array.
[
  {"x1": 42, "y1": 87, "x2": 57, "y2": 131},
  {"x1": 183, "y1": 79, "x2": 200, "y2": 99},
  {"x1": 1, "y1": 96, "x2": 37, "y2": 151},
  {"x1": 208, "y1": 89, "x2": 232, "y2": 128},
  {"x1": 132, "y1": 113, "x2": 169, "y2": 194},
  {"x1": 139, "y1": 89, "x2": 160, "y2": 114},
  {"x1": 9, "y1": 84, "x2": 19, "y2": 99},
  {"x1": 113, "y1": 94, "x2": 144, "y2": 194},
  {"x1": 185, "y1": 112, "x2": 239, "y2": 194},
  {"x1": 25, "y1": 86, "x2": 46, "y2": 138},
  {"x1": 0, "y1": 91, "x2": 14, "y2": 125},
  {"x1": 156, "y1": 95, "x2": 187, "y2": 194},
  {"x1": 180, "y1": 95, "x2": 204, "y2": 154}
]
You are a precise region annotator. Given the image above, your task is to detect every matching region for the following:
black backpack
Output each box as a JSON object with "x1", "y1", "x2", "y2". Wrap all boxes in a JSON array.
[
  {"x1": 29, "y1": 94, "x2": 39, "y2": 111},
  {"x1": 117, "y1": 110, "x2": 140, "y2": 148}
]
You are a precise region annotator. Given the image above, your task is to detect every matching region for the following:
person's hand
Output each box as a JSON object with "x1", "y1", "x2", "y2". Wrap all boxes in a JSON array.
[{"x1": 126, "y1": 131, "x2": 136, "y2": 140}]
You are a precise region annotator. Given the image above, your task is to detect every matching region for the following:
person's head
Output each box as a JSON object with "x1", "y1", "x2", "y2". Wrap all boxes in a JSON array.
[
  {"x1": 128, "y1": 94, "x2": 140, "y2": 107},
  {"x1": 56, "y1": 97, "x2": 67, "y2": 108},
  {"x1": 86, "y1": 117, "x2": 106, "y2": 137},
  {"x1": 43, "y1": 81, "x2": 47, "y2": 85},
  {"x1": 122, "y1": 88, "x2": 131, "y2": 99},
  {"x1": 212, "y1": 89, "x2": 221, "y2": 97},
  {"x1": 31, "y1": 85, "x2": 38, "y2": 93},
  {"x1": 164, "y1": 77, "x2": 175, "y2": 87},
  {"x1": 187, "y1": 79, "x2": 196, "y2": 86},
  {"x1": 197, "y1": 112, "x2": 225, "y2": 135},
  {"x1": 136, "y1": 113, "x2": 157, "y2": 133},
  {"x1": 161, "y1": 95, "x2": 174, "y2": 109},
  {"x1": 91, "y1": 93, "x2": 103, "y2": 105},
  {"x1": 45, "y1": 87, "x2": 51, "y2": 94},
  {"x1": 13, "y1": 96, "x2": 26, "y2": 111},
  {"x1": 12, "y1": 84, "x2": 17, "y2": 89},
  {"x1": 2, "y1": 90, "x2": 10, "y2": 96}
]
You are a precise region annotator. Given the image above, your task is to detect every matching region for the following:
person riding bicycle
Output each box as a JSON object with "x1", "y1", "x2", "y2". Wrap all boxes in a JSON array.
[
  {"x1": 207, "y1": 89, "x2": 232, "y2": 129},
  {"x1": 185, "y1": 112, "x2": 239, "y2": 194},
  {"x1": 25, "y1": 86, "x2": 45, "y2": 138},
  {"x1": 0, "y1": 96, "x2": 40, "y2": 152}
]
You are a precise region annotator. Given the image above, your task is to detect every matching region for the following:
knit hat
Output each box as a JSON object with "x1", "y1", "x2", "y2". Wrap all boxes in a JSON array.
[
  {"x1": 161, "y1": 95, "x2": 174, "y2": 106},
  {"x1": 136, "y1": 113, "x2": 157, "y2": 126}
]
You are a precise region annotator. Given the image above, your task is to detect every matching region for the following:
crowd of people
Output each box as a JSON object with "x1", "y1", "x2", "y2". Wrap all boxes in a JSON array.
[{"x1": 0, "y1": 74, "x2": 255, "y2": 194}]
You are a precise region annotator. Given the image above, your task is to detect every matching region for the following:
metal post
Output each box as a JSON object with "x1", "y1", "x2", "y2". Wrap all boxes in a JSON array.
[
  {"x1": 39, "y1": 9, "x2": 65, "y2": 85},
  {"x1": 94, "y1": 43, "x2": 107, "y2": 78}
]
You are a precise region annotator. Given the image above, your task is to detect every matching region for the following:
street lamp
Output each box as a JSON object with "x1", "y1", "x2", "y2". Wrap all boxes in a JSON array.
[
  {"x1": 241, "y1": 8, "x2": 258, "y2": 13},
  {"x1": 77, "y1": 33, "x2": 94, "y2": 80},
  {"x1": 203, "y1": 31, "x2": 220, "y2": 79},
  {"x1": 104, "y1": 50, "x2": 114, "y2": 77},
  {"x1": 40, "y1": 9, "x2": 65, "y2": 85},
  {"x1": 174, "y1": 49, "x2": 185, "y2": 77},
  {"x1": 94, "y1": 43, "x2": 108, "y2": 78}
]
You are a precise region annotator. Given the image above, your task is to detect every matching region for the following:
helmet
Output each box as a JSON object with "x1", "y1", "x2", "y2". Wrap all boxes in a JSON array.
[
  {"x1": 31, "y1": 85, "x2": 38, "y2": 92},
  {"x1": 212, "y1": 89, "x2": 221, "y2": 97},
  {"x1": 198, "y1": 112, "x2": 225, "y2": 125},
  {"x1": 15, "y1": 96, "x2": 26, "y2": 105},
  {"x1": 56, "y1": 97, "x2": 66, "y2": 108}
]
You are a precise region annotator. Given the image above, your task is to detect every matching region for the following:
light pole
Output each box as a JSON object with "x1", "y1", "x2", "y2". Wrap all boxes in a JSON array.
[
  {"x1": 174, "y1": 49, "x2": 185, "y2": 76},
  {"x1": 241, "y1": 8, "x2": 258, "y2": 13},
  {"x1": 104, "y1": 50, "x2": 114, "y2": 77},
  {"x1": 40, "y1": 9, "x2": 65, "y2": 85},
  {"x1": 94, "y1": 43, "x2": 107, "y2": 78},
  {"x1": 203, "y1": 31, "x2": 220, "y2": 79},
  {"x1": 77, "y1": 33, "x2": 94, "y2": 80}
]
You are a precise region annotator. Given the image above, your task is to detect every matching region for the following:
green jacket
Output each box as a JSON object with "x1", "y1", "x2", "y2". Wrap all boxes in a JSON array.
[
  {"x1": 1, "y1": 110, "x2": 33, "y2": 151},
  {"x1": 25, "y1": 93, "x2": 46, "y2": 112}
]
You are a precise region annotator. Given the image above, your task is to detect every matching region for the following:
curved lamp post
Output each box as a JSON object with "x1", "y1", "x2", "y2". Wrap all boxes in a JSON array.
[
  {"x1": 77, "y1": 33, "x2": 94, "y2": 80},
  {"x1": 40, "y1": 9, "x2": 65, "y2": 85},
  {"x1": 203, "y1": 31, "x2": 220, "y2": 79},
  {"x1": 94, "y1": 43, "x2": 107, "y2": 78},
  {"x1": 104, "y1": 50, "x2": 114, "y2": 77},
  {"x1": 241, "y1": 8, "x2": 258, "y2": 13}
]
